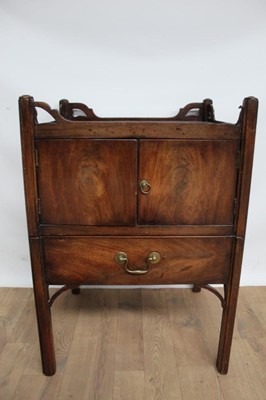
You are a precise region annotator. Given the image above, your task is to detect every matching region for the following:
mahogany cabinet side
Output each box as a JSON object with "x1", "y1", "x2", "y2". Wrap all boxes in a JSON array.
[
  {"x1": 19, "y1": 95, "x2": 39, "y2": 237},
  {"x1": 216, "y1": 97, "x2": 258, "y2": 374}
]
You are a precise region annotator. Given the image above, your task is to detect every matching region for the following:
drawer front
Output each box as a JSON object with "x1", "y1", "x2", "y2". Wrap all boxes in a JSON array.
[{"x1": 43, "y1": 237, "x2": 233, "y2": 285}]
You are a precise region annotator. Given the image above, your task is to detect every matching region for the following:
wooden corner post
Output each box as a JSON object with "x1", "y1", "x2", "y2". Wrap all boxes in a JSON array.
[
  {"x1": 19, "y1": 96, "x2": 56, "y2": 376},
  {"x1": 216, "y1": 97, "x2": 258, "y2": 374}
]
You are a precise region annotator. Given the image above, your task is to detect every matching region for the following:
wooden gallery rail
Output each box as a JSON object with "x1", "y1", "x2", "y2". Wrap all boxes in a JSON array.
[{"x1": 19, "y1": 95, "x2": 258, "y2": 376}]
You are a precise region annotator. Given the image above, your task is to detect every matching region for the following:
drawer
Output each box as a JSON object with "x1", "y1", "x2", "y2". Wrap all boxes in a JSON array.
[{"x1": 43, "y1": 237, "x2": 233, "y2": 285}]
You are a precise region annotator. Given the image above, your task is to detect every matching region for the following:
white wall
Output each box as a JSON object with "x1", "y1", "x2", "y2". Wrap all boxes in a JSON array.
[{"x1": 0, "y1": 0, "x2": 266, "y2": 286}]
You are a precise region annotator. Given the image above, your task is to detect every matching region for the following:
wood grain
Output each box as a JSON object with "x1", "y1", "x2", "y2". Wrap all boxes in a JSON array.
[
  {"x1": 14, "y1": 374, "x2": 62, "y2": 400},
  {"x1": 242, "y1": 338, "x2": 266, "y2": 400},
  {"x1": 37, "y1": 139, "x2": 137, "y2": 225},
  {"x1": 166, "y1": 289, "x2": 210, "y2": 366},
  {"x1": 178, "y1": 366, "x2": 221, "y2": 400},
  {"x1": 192, "y1": 286, "x2": 224, "y2": 361},
  {"x1": 19, "y1": 95, "x2": 39, "y2": 236},
  {"x1": 0, "y1": 343, "x2": 33, "y2": 399},
  {"x1": 138, "y1": 140, "x2": 239, "y2": 225},
  {"x1": 35, "y1": 120, "x2": 241, "y2": 140},
  {"x1": 40, "y1": 224, "x2": 234, "y2": 237},
  {"x1": 1, "y1": 287, "x2": 266, "y2": 399},
  {"x1": 115, "y1": 290, "x2": 144, "y2": 371},
  {"x1": 57, "y1": 289, "x2": 118, "y2": 400},
  {"x1": 235, "y1": 97, "x2": 258, "y2": 237},
  {"x1": 49, "y1": 288, "x2": 81, "y2": 373},
  {"x1": 0, "y1": 288, "x2": 32, "y2": 342},
  {"x1": 142, "y1": 289, "x2": 183, "y2": 399},
  {"x1": 43, "y1": 237, "x2": 233, "y2": 285},
  {"x1": 113, "y1": 371, "x2": 145, "y2": 400},
  {"x1": 218, "y1": 338, "x2": 266, "y2": 400},
  {"x1": 236, "y1": 290, "x2": 265, "y2": 340}
]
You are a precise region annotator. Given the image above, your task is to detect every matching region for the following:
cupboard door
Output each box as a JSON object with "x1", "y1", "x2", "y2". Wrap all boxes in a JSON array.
[
  {"x1": 138, "y1": 140, "x2": 239, "y2": 225},
  {"x1": 37, "y1": 139, "x2": 137, "y2": 225}
]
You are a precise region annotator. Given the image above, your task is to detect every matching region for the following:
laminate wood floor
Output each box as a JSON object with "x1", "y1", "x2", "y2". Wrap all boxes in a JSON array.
[{"x1": 0, "y1": 287, "x2": 265, "y2": 400}]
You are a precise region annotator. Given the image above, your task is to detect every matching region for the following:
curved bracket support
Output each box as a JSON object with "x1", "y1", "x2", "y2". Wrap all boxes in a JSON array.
[
  {"x1": 59, "y1": 99, "x2": 99, "y2": 121},
  {"x1": 175, "y1": 99, "x2": 215, "y2": 122},
  {"x1": 192, "y1": 284, "x2": 226, "y2": 309},
  {"x1": 48, "y1": 285, "x2": 80, "y2": 307},
  {"x1": 175, "y1": 102, "x2": 203, "y2": 120},
  {"x1": 34, "y1": 101, "x2": 69, "y2": 124}
]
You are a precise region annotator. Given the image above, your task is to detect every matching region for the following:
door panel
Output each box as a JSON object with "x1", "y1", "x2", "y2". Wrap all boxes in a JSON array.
[
  {"x1": 138, "y1": 140, "x2": 239, "y2": 225},
  {"x1": 37, "y1": 139, "x2": 137, "y2": 225}
]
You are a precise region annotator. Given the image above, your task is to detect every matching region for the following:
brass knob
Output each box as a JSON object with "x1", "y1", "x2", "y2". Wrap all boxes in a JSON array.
[
  {"x1": 147, "y1": 251, "x2": 160, "y2": 264},
  {"x1": 139, "y1": 179, "x2": 151, "y2": 195}
]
